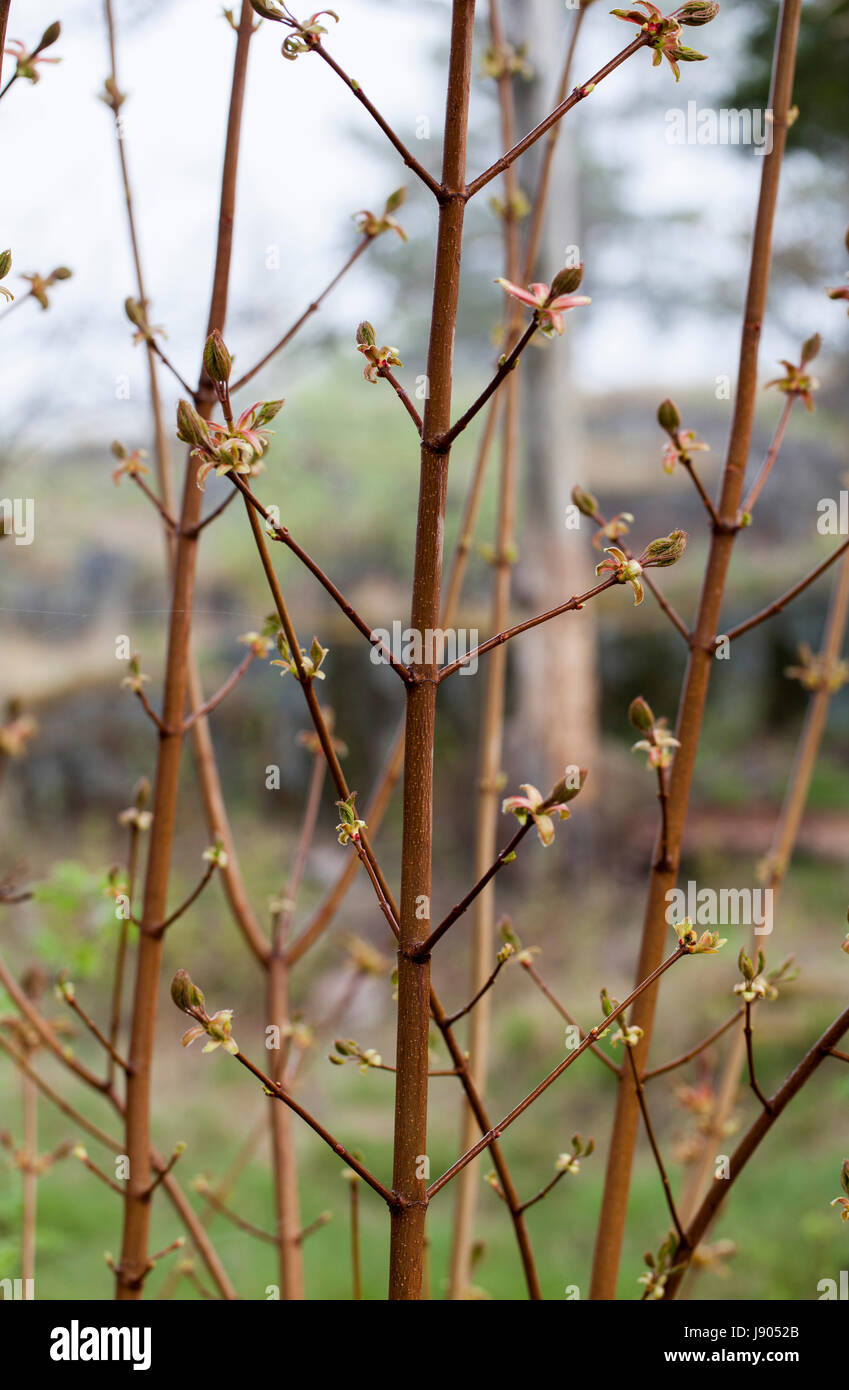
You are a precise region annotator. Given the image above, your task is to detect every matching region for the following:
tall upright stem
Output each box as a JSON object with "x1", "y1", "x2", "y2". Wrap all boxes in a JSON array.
[
  {"x1": 449, "y1": 0, "x2": 521, "y2": 1298},
  {"x1": 388, "y1": 0, "x2": 476, "y2": 1301},
  {"x1": 116, "y1": 1, "x2": 255, "y2": 1299},
  {"x1": 589, "y1": 0, "x2": 803, "y2": 1299}
]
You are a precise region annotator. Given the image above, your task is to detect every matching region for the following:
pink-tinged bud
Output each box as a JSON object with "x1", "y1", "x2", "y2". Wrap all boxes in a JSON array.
[
  {"x1": 203, "y1": 329, "x2": 232, "y2": 385},
  {"x1": 841, "y1": 933, "x2": 849, "y2": 955},
  {"x1": 800, "y1": 332, "x2": 822, "y2": 367},
  {"x1": 641, "y1": 529, "x2": 688, "y2": 567},
  {"x1": 356, "y1": 320, "x2": 376, "y2": 347},
  {"x1": 674, "y1": 1, "x2": 720, "y2": 24},
  {"x1": 549, "y1": 264, "x2": 584, "y2": 298},
  {"x1": 171, "y1": 970, "x2": 205, "y2": 1015},
  {"x1": 628, "y1": 696, "x2": 654, "y2": 733},
  {"x1": 570, "y1": 484, "x2": 598, "y2": 518},
  {"x1": 37, "y1": 20, "x2": 62, "y2": 51},
  {"x1": 657, "y1": 398, "x2": 681, "y2": 433},
  {"x1": 176, "y1": 398, "x2": 211, "y2": 449}
]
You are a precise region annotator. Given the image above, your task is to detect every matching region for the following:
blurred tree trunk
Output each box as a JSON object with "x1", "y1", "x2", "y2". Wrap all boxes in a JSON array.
[{"x1": 509, "y1": 0, "x2": 599, "y2": 795}]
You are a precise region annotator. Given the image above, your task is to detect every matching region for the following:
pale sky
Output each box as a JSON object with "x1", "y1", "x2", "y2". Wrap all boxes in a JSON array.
[{"x1": 2, "y1": 0, "x2": 844, "y2": 451}]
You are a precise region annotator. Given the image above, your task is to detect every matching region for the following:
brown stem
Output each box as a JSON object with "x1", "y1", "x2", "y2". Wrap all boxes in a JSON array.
[
  {"x1": 349, "y1": 1177, "x2": 362, "y2": 1300},
  {"x1": 107, "y1": 822, "x2": 139, "y2": 1091},
  {"x1": 129, "y1": 472, "x2": 178, "y2": 530},
  {"x1": 444, "y1": 954, "x2": 510, "y2": 1028},
  {"x1": 435, "y1": 318, "x2": 537, "y2": 451},
  {"x1": 21, "y1": 1035, "x2": 37, "y2": 1283},
  {"x1": 388, "y1": 0, "x2": 477, "y2": 1301},
  {"x1": 681, "y1": 456, "x2": 722, "y2": 528},
  {"x1": 105, "y1": 0, "x2": 269, "y2": 974},
  {"x1": 116, "y1": 0, "x2": 256, "y2": 1300},
  {"x1": 590, "y1": 0, "x2": 803, "y2": 1299}
]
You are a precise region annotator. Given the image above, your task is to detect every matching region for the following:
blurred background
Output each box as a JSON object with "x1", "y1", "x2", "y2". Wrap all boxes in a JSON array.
[{"x1": 1, "y1": 0, "x2": 848, "y2": 1300}]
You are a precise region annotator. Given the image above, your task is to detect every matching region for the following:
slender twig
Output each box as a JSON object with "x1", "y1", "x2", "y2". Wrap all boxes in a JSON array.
[
  {"x1": 829, "y1": 1048, "x2": 849, "y2": 1064},
  {"x1": 682, "y1": 457, "x2": 722, "y2": 528},
  {"x1": 655, "y1": 765, "x2": 671, "y2": 871},
  {"x1": 591, "y1": 0, "x2": 804, "y2": 1298},
  {"x1": 625, "y1": 1046, "x2": 688, "y2": 1246},
  {"x1": 194, "y1": 1185, "x2": 277, "y2": 1246},
  {"x1": 520, "y1": 960, "x2": 620, "y2": 1077},
  {"x1": 231, "y1": 1047, "x2": 393, "y2": 1204},
  {"x1": 146, "y1": 1143, "x2": 184, "y2": 1197},
  {"x1": 466, "y1": 35, "x2": 648, "y2": 199},
  {"x1": 59, "y1": 989, "x2": 133, "y2": 1076},
  {"x1": 148, "y1": 861, "x2": 217, "y2": 937},
  {"x1": 181, "y1": 652, "x2": 255, "y2": 731},
  {"x1": 417, "y1": 822, "x2": 531, "y2": 958},
  {"x1": 720, "y1": 535, "x2": 849, "y2": 646},
  {"x1": 434, "y1": 319, "x2": 537, "y2": 452},
  {"x1": 428, "y1": 947, "x2": 687, "y2": 1199},
  {"x1": 643, "y1": 1008, "x2": 743, "y2": 1080},
  {"x1": 743, "y1": 1000, "x2": 773, "y2": 1112},
  {"x1": 231, "y1": 474, "x2": 412, "y2": 685},
  {"x1": 308, "y1": 40, "x2": 441, "y2": 197},
  {"x1": 438, "y1": 575, "x2": 616, "y2": 681},
  {"x1": 741, "y1": 394, "x2": 796, "y2": 516},
  {"x1": 444, "y1": 955, "x2": 510, "y2": 1028},
  {"x1": 518, "y1": 1167, "x2": 570, "y2": 1215},
  {"x1": 377, "y1": 363, "x2": 423, "y2": 434},
  {"x1": 231, "y1": 237, "x2": 373, "y2": 392},
  {"x1": 189, "y1": 488, "x2": 238, "y2": 536},
  {"x1": 663, "y1": 1001, "x2": 849, "y2": 1298},
  {"x1": 129, "y1": 472, "x2": 178, "y2": 529},
  {"x1": 74, "y1": 1147, "x2": 126, "y2": 1197},
  {"x1": 133, "y1": 686, "x2": 173, "y2": 736}
]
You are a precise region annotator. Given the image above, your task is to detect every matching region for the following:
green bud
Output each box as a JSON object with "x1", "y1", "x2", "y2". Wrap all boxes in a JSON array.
[
  {"x1": 384, "y1": 186, "x2": 406, "y2": 214},
  {"x1": 176, "y1": 398, "x2": 211, "y2": 449},
  {"x1": 356, "y1": 320, "x2": 376, "y2": 347},
  {"x1": 134, "y1": 775, "x2": 151, "y2": 809},
  {"x1": 254, "y1": 398, "x2": 285, "y2": 426},
  {"x1": 800, "y1": 332, "x2": 822, "y2": 366},
  {"x1": 570, "y1": 484, "x2": 598, "y2": 518},
  {"x1": 547, "y1": 766, "x2": 588, "y2": 805},
  {"x1": 842, "y1": 1159, "x2": 849, "y2": 1198},
  {"x1": 110, "y1": 440, "x2": 127, "y2": 460},
  {"x1": 203, "y1": 329, "x2": 232, "y2": 385},
  {"x1": 657, "y1": 398, "x2": 681, "y2": 433},
  {"x1": 49, "y1": 266, "x2": 72, "y2": 281},
  {"x1": 170, "y1": 969, "x2": 205, "y2": 1014},
  {"x1": 124, "y1": 296, "x2": 146, "y2": 328},
  {"x1": 641, "y1": 529, "x2": 688, "y2": 567},
  {"x1": 628, "y1": 696, "x2": 655, "y2": 733},
  {"x1": 0, "y1": 249, "x2": 13, "y2": 279},
  {"x1": 549, "y1": 263, "x2": 584, "y2": 298},
  {"x1": 674, "y1": 1, "x2": 720, "y2": 24}
]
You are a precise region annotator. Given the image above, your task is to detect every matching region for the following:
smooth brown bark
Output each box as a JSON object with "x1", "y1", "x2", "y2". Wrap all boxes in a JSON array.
[{"x1": 589, "y1": 0, "x2": 803, "y2": 1299}]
